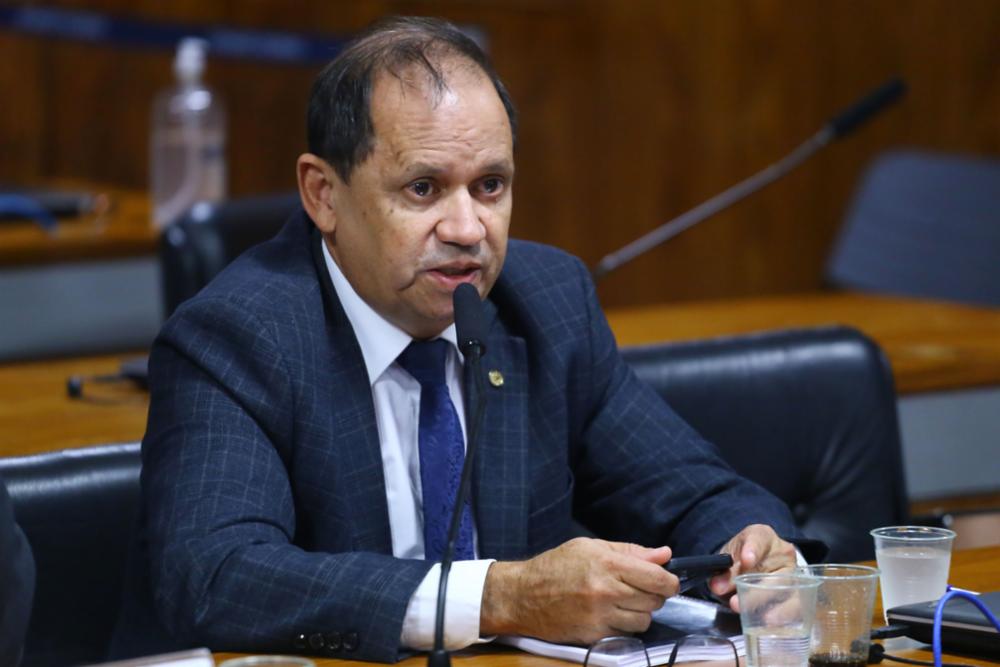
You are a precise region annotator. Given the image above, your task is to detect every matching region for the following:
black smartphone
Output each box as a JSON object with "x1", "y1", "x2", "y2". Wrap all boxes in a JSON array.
[{"x1": 665, "y1": 554, "x2": 733, "y2": 585}]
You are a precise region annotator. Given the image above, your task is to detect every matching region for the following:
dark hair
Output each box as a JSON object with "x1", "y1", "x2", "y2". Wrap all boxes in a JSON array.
[{"x1": 307, "y1": 16, "x2": 518, "y2": 183}]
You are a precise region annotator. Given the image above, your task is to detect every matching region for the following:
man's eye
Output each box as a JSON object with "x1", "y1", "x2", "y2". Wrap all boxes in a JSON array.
[
  {"x1": 409, "y1": 181, "x2": 434, "y2": 197},
  {"x1": 480, "y1": 178, "x2": 503, "y2": 195}
]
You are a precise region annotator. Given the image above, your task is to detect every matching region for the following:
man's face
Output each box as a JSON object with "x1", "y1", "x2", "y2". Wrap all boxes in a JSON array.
[{"x1": 324, "y1": 60, "x2": 514, "y2": 339}]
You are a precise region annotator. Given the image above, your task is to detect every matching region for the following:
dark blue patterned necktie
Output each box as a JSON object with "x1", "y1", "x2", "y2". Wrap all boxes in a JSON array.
[{"x1": 397, "y1": 339, "x2": 474, "y2": 562}]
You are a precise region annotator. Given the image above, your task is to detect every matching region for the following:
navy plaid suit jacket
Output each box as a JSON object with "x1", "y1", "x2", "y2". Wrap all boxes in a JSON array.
[{"x1": 119, "y1": 211, "x2": 799, "y2": 662}]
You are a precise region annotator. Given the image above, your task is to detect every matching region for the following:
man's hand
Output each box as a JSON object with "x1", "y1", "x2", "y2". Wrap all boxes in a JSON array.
[
  {"x1": 480, "y1": 537, "x2": 679, "y2": 645},
  {"x1": 708, "y1": 524, "x2": 797, "y2": 612}
]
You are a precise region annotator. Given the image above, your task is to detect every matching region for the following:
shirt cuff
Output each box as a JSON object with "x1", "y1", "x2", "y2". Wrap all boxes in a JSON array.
[
  {"x1": 794, "y1": 546, "x2": 807, "y2": 566},
  {"x1": 400, "y1": 559, "x2": 496, "y2": 651}
]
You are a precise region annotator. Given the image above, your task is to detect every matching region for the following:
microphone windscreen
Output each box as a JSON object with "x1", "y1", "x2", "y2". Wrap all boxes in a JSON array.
[
  {"x1": 828, "y1": 78, "x2": 907, "y2": 139},
  {"x1": 453, "y1": 283, "x2": 487, "y2": 356}
]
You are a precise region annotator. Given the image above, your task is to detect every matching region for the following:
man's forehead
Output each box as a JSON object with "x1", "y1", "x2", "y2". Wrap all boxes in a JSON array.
[
  {"x1": 370, "y1": 56, "x2": 490, "y2": 115},
  {"x1": 366, "y1": 60, "x2": 513, "y2": 168}
]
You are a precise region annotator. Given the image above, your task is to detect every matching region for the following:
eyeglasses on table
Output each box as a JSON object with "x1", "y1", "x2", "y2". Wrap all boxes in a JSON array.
[{"x1": 583, "y1": 633, "x2": 740, "y2": 667}]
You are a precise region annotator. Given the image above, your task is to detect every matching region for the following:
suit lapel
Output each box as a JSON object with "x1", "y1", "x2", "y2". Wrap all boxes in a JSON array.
[
  {"x1": 311, "y1": 228, "x2": 393, "y2": 554},
  {"x1": 472, "y1": 299, "x2": 530, "y2": 560}
]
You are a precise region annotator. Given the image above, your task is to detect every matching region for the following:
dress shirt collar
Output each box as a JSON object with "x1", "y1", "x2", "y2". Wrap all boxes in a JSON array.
[{"x1": 321, "y1": 238, "x2": 459, "y2": 386}]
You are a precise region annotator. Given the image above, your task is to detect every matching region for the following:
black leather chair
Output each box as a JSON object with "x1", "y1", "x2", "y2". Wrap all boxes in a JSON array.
[
  {"x1": 0, "y1": 443, "x2": 141, "y2": 667},
  {"x1": 827, "y1": 150, "x2": 1000, "y2": 307},
  {"x1": 159, "y1": 192, "x2": 301, "y2": 318},
  {"x1": 621, "y1": 325, "x2": 910, "y2": 563}
]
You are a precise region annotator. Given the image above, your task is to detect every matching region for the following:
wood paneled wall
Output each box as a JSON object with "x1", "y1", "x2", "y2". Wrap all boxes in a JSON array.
[{"x1": 2, "y1": 0, "x2": 998, "y2": 308}]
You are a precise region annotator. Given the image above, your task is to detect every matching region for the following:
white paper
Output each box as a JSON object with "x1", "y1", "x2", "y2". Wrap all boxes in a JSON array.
[
  {"x1": 84, "y1": 648, "x2": 214, "y2": 667},
  {"x1": 498, "y1": 596, "x2": 744, "y2": 667}
]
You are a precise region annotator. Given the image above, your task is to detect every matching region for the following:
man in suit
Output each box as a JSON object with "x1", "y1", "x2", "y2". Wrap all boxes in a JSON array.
[
  {"x1": 1, "y1": 480, "x2": 34, "y2": 666},
  {"x1": 121, "y1": 16, "x2": 811, "y2": 662}
]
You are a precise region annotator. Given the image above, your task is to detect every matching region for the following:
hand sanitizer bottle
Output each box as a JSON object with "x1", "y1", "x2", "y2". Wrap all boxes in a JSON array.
[{"x1": 150, "y1": 37, "x2": 227, "y2": 229}]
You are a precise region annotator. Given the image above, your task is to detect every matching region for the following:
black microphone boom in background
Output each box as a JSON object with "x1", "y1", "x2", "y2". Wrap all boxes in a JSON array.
[{"x1": 592, "y1": 77, "x2": 908, "y2": 280}]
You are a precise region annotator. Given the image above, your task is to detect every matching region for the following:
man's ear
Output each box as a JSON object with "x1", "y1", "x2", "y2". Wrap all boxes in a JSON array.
[{"x1": 296, "y1": 153, "x2": 341, "y2": 234}]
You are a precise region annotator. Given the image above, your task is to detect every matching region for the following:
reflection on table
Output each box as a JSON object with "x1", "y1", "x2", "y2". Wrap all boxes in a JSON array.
[{"x1": 607, "y1": 292, "x2": 1000, "y2": 395}]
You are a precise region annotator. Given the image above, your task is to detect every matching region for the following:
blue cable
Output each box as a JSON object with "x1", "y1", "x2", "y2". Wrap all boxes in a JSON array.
[
  {"x1": 932, "y1": 586, "x2": 1000, "y2": 667},
  {"x1": 0, "y1": 194, "x2": 58, "y2": 232}
]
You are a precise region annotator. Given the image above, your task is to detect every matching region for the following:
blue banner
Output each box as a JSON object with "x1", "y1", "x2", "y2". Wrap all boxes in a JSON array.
[{"x1": 0, "y1": 5, "x2": 347, "y2": 64}]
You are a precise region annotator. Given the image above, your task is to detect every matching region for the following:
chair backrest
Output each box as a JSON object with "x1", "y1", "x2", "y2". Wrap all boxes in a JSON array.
[
  {"x1": 0, "y1": 443, "x2": 141, "y2": 666},
  {"x1": 159, "y1": 193, "x2": 301, "y2": 318},
  {"x1": 621, "y1": 326, "x2": 909, "y2": 562},
  {"x1": 827, "y1": 150, "x2": 1000, "y2": 307}
]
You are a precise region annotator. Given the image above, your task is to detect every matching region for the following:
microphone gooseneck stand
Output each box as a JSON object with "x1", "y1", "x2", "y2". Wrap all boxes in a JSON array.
[
  {"x1": 428, "y1": 282, "x2": 488, "y2": 667},
  {"x1": 592, "y1": 77, "x2": 907, "y2": 280}
]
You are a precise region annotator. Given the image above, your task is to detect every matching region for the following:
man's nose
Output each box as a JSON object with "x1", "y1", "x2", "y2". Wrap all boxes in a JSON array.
[{"x1": 436, "y1": 190, "x2": 486, "y2": 247}]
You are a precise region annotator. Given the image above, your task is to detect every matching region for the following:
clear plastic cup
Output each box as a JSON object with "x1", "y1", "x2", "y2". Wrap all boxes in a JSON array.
[
  {"x1": 797, "y1": 564, "x2": 879, "y2": 667},
  {"x1": 870, "y1": 526, "x2": 955, "y2": 621},
  {"x1": 736, "y1": 572, "x2": 822, "y2": 667}
]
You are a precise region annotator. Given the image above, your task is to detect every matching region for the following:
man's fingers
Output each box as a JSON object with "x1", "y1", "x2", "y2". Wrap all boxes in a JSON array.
[
  {"x1": 711, "y1": 524, "x2": 798, "y2": 600},
  {"x1": 741, "y1": 540, "x2": 760, "y2": 569},
  {"x1": 734, "y1": 524, "x2": 773, "y2": 569},
  {"x1": 617, "y1": 589, "x2": 668, "y2": 614},
  {"x1": 607, "y1": 542, "x2": 672, "y2": 565},
  {"x1": 598, "y1": 542, "x2": 677, "y2": 596},
  {"x1": 710, "y1": 570, "x2": 735, "y2": 597},
  {"x1": 727, "y1": 525, "x2": 796, "y2": 572},
  {"x1": 609, "y1": 607, "x2": 655, "y2": 635},
  {"x1": 741, "y1": 525, "x2": 796, "y2": 572},
  {"x1": 613, "y1": 553, "x2": 679, "y2": 597}
]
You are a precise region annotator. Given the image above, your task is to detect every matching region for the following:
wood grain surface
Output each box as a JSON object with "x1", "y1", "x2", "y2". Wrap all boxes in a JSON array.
[
  {"x1": 0, "y1": 184, "x2": 154, "y2": 266},
  {"x1": 2, "y1": 0, "x2": 997, "y2": 308},
  {"x1": 607, "y1": 292, "x2": 1000, "y2": 395},
  {"x1": 0, "y1": 352, "x2": 147, "y2": 456},
  {"x1": 3, "y1": 294, "x2": 999, "y2": 457}
]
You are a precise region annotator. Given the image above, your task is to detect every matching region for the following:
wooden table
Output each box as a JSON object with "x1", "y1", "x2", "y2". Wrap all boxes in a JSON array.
[
  {"x1": 0, "y1": 183, "x2": 155, "y2": 267},
  {"x1": 607, "y1": 292, "x2": 1000, "y2": 395},
  {"x1": 0, "y1": 352, "x2": 148, "y2": 457},
  {"x1": 213, "y1": 545, "x2": 1000, "y2": 667},
  {"x1": 3, "y1": 293, "x2": 1000, "y2": 458}
]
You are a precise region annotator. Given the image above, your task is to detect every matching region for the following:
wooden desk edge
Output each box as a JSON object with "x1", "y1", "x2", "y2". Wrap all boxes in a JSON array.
[
  {"x1": 606, "y1": 293, "x2": 1000, "y2": 396},
  {"x1": 0, "y1": 183, "x2": 156, "y2": 266}
]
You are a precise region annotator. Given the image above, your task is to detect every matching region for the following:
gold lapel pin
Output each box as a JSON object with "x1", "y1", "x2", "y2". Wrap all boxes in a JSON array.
[{"x1": 488, "y1": 369, "x2": 504, "y2": 388}]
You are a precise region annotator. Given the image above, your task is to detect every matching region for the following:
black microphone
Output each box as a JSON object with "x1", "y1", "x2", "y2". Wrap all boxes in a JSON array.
[
  {"x1": 428, "y1": 283, "x2": 489, "y2": 667},
  {"x1": 592, "y1": 77, "x2": 907, "y2": 280},
  {"x1": 453, "y1": 283, "x2": 488, "y2": 359},
  {"x1": 66, "y1": 356, "x2": 150, "y2": 401},
  {"x1": 828, "y1": 78, "x2": 906, "y2": 139}
]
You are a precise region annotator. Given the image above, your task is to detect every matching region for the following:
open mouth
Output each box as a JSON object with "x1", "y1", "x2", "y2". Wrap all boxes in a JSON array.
[
  {"x1": 427, "y1": 264, "x2": 481, "y2": 285},
  {"x1": 435, "y1": 266, "x2": 478, "y2": 277}
]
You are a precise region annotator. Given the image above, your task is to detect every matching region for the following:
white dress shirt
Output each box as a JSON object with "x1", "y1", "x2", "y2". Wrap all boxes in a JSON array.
[{"x1": 322, "y1": 241, "x2": 494, "y2": 650}]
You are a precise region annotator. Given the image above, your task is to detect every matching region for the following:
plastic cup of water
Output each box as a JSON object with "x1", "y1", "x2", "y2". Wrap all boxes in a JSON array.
[
  {"x1": 870, "y1": 526, "x2": 955, "y2": 622},
  {"x1": 736, "y1": 572, "x2": 822, "y2": 667},
  {"x1": 797, "y1": 564, "x2": 880, "y2": 667}
]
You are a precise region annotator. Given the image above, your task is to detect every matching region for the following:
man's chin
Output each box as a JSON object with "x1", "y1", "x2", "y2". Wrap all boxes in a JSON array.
[
  {"x1": 395, "y1": 303, "x2": 456, "y2": 340},
  {"x1": 399, "y1": 274, "x2": 495, "y2": 337}
]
